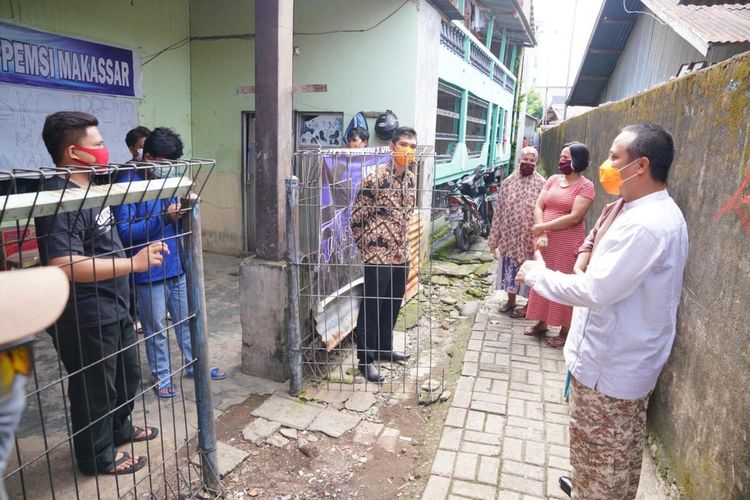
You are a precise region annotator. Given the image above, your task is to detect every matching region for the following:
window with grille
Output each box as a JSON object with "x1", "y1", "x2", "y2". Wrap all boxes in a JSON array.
[
  {"x1": 435, "y1": 82, "x2": 462, "y2": 163},
  {"x1": 466, "y1": 94, "x2": 488, "y2": 157}
]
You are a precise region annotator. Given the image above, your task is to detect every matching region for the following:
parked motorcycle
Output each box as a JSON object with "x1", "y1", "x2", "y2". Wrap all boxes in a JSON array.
[{"x1": 445, "y1": 166, "x2": 499, "y2": 251}]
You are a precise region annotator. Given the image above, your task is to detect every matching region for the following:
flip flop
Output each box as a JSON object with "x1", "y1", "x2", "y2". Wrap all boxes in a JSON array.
[
  {"x1": 524, "y1": 326, "x2": 549, "y2": 336},
  {"x1": 210, "y1": 367, "x2": 227, "y2": 380},
  {"x1": 498, "y1": 302, "x2": 516, "y2": 313},
  {"x1": 155, "y1": 385, "x2": 176, "y2": 399},
  {"x1": 103, "y1": 452, "x2": 146, "y2": 476},
  {"x1": 509, "y1": 307, "x2": 527, "y2": 319},
  {"x1": 131, "y1": 426, "x2": 159, "y2": 443},
  {"x1": 545, "y1": 336, "x2": 567, "y2": 348}
]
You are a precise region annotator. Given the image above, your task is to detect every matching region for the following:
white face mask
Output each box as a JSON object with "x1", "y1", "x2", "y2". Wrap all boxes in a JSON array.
[{"x1": 135, "y1": 148, "x2": 144, "y2": 161}]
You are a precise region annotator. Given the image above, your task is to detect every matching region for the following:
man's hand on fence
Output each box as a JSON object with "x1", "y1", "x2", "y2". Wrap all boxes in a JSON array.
[
  {"x1": 132, "y1": 242, "x2": 169, "y2": 272},
  {"x1": 166, "y1": 203, "x2": 182, "y2": 221}
]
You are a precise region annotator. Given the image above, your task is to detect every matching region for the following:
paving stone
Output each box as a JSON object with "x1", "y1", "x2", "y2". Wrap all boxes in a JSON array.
[
  {"x1": 439, "y1": 426, "x2": 463, "y2": 451},
  {"x1": 459, "y1": 441, "x2": 500, "y2": 457},
  {"x1": 456, "y1": 376, "x2": 476, "y2": 391},
  {"x1": 445, "y1": 407, "x2": 467, "y2": 428},
  {"x1": 505, "y1": 425, "x2": 544, "y2": 442},
  {"x1": 242, "y1": 418, "x2": 281, "y2": 444},
  {"x1": 544, "y1": 402, "x2": 569, "y2": 415},
  {"x1": 548, "y1": 444, "x2": 570, "y2": 459},
  {"x1": 484, "y1": 414, "x2": 505, "y2": 435},
  {"x1": 467, "y1": 339, "x2": 482, "y2": 351},
  {"x1": 508, "y1": 390, "x2": 541, "y2": 402},
  {"x1": 525, "y1": 401, "x2": 544, "y2": 421},
  {"x1": 502, "y1": 460, "x2": 545, "y2": 481},
  {"x1": 489, "y1": 380, "x2": 508, "y2": 395},
  {"x1": 546, "y1": 422, "x2": 568, "y2": 445},
  {"x1": 502, "y1": 437, "x2": 523, "y2": 461},
  {"x1": 453, "y1": 452, "x2": 479, "y2": 480},
  {"x1": 251, "y1": 393, "x2": 325, "y2": 430},
  {"x1": 463, "y1": 430, "x2": 502, "y2": 446},
  {"x1": 431, "y1": 449, "x2": 457, "y2": 476},
  {"x1": 345, "y1": 391, "x2": 377, "y2": 412},
  {"x1": 470, "y1": 400, "x2": 506, "y2": 415},
  {"x1": 506, "y1": 415, "x2": 543, "y2": 430},
  {"x1": 547, "y1": 467, "x2": 570, "y2": 499},
  {"x1": 422, "y1": 475, "x2": 451, "y2": 500},
  {"x1": 511, "y1": 368, "x2": 527, "y2": 382},
  {"x1": 544, "y1": 386, "x2": 564, "y2": 403},
  {"x1": 474, "y1": 377, "x2": 492, "y2": 393},
  {"x1": 376, "y1": 426, "x2": 401, "y2": 453},
  {"x1": 510, "y1": 382, "x2": 542, "y2": 395},
  {"x1": 479, "y1": 363, "x2": 509, "y2": 374},
  {"x1": 500, "y1": 474, "x2": 545, "y2": 497},
  {"x1": 451, "y1": 480, "x2": 497, "y2": 499},
  {"x1": 465, "y1": 410, "x2": 486, "y2": 431},
  {"x1": 478, "y1": 370, "x2": 509, "y2": 381},
  {"x1": 267, "y1": 433, "x2": 290, "y2": 448},
  {"x1": 216, "y1": 441, "x2": 249, "y2": 477},
  {"x1": 452, "y1": 388, "x2": 472, "y2": 408},
  {"x1": 464, "y1": 350, "x2": 479, "y2": 363},
  {"x1": 549, "y1": 454, "x2": 572, "y2": 471},
  {"x1": 279, "y1": 427, "x2": 298, "y2": 440},
  {"x1": 301, "y1": 387, "x2": 350, "y2": 405},
  {"x1": 308, "y1": 408, "x2": 362, "y2": 438},
  {"x1": 497, "y1": 492, "x2": 521, "y2": 500},
  {"x1": 524, "y1": 440, "x2": 546, "y2": 466},
  {"x1": 473, "y1": 392, "x2": 506, "y2": 405},
  {"x1": 477, "y1": 456, "x2": 500, "y2": 484},
  {"x1": 353, "y1": 421, "x2": 384, "y2": 445},
  {"x1": 462, "y1": 362, "x2": 479, "y2": 377},
  {"x1": 507, "y1": 398, "x2": 525, "y2": 417}
]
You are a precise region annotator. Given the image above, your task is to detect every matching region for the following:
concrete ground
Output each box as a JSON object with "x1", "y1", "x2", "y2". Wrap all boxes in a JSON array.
[
  {"x1": 6, "y1": 253, "x2": 284, "y2": 499},
  {"x1": 422, "y1": 288, "x2": 670, "y2": 499}
]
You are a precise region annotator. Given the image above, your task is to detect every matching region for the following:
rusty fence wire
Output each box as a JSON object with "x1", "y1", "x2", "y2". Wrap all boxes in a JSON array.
[
  {"x1": 287, "y1": 147, "x2": 462, "y2": 397},
  {"x1": 0, "y1": 160, "x2": 221, "y2": 499}
]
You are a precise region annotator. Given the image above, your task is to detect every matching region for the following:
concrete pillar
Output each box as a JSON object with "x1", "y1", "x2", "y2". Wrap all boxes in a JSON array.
[
  {"x1": 240, "y1": 0, "x2": 294, "y2": 382},
  {"x1": 499, "y1": 28, "x2": 507, "y2": 66},
  {"x1": 485, "y1": 16, "x2": 495, "y2": 49}
]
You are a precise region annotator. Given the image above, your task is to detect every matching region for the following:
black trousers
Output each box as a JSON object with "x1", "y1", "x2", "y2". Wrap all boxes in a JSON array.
[
  {"x1": 50, "y1": 318, "x2": 141, "y2": 474},
  {"x1": 355, "y1": 264, "x2": 408, "y2": 363}
]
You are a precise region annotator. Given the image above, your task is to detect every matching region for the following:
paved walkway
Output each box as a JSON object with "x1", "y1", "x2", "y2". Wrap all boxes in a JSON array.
[
  {"x1": 422, "y1": 286, "x2": 668, "y2": 500},
  {"x1": 422, "y1": 290, "x2": 569, "y2": 500}
]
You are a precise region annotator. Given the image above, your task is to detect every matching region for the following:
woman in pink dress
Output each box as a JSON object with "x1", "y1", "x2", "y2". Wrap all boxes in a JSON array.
[{"x1": 525, "y1": 143, "x2": 595, "y2": 348}]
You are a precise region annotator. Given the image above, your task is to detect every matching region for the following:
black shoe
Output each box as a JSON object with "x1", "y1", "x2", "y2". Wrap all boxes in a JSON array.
[
  {"x1": 559, "y1": 476, "x2": 572, "y2": 497},
  {"x1": 376, "y1": 351, "x2": 411, "y2": 363},
  {"x1": 358, "y1": 362, "x2": 385, "y2": 383}
]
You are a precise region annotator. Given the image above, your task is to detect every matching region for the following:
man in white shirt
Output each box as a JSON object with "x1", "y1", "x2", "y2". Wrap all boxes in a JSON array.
[{"x1": 517, "y1": 123, "x2": 688, "y2": 499}]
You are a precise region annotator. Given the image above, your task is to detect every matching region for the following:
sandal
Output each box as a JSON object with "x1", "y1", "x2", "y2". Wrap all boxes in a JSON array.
[
  {"x1": 132, "y1": 426, "x2": 159, "y2": 443},
  {"x1": 210, "y1": 367, "x2": 227, "y2": 380},
  {"x1": 524, "y1": 325, "x2": 549, "y2": 336},
  {"x1": 155, "y1": 385, "x2": 176, "y2": 399},
  {"x1": 509, "y1": 307, "x2": 527, "y2": 319},
  {"x1": 498, "y1": 302, "x2": 516, "y2": 313},
  {"x1": 545, "y1": 336, "x2": 567, "y2": 348},
  {"x1": 104, "y1": 452, "x2": 146, "y2": 475}
]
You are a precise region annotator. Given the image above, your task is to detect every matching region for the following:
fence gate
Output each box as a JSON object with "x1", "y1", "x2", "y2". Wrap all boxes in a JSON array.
[
  {"x1": 0, "y1": 160, "x2": 221, "y2": 499},
  {"x1": 286, "y1": 147, "x2": 470, "y2": 398}
]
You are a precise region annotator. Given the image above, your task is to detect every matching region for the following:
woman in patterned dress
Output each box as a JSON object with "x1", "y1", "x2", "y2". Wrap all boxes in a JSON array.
[
  {"x1": 525, "y1": 143, "x2": 595, "y2": 348},
  {"x1": 488, "y1": 147, "x2": 546, "y2": 318}
]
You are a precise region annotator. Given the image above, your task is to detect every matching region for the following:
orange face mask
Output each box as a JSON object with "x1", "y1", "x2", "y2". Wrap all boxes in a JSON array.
[
  {"x1": 393, "y1": 146, "x2": 416, "y2": 168},
  {"x1": 598, "y1": 157, "x2": 640, "y2": 195}
]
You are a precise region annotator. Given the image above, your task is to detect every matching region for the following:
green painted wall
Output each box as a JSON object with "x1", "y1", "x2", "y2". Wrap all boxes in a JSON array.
[
  {"x1": 0, "y1": 0, "x2": 193, "y2": 154},
  {"x1": 292, "y1": 0, "x2": 419, "y2": 147},
  {"x1": 189, "y1": 0, "x2": 254, "y2": 254}
]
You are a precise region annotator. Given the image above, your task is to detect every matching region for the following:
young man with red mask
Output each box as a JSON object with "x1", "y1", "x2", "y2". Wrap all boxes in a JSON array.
[
  {"x1": 350, "y1": 126, "x2": 417, "y2": 383},
  {"x1": 35, "y1": 112, "x2": 165, "y2": 476}
]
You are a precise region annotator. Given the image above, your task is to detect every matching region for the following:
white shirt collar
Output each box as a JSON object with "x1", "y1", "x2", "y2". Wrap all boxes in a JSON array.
[{"x1": 623, "y1": 189, "x2": 668, "y2": 211}]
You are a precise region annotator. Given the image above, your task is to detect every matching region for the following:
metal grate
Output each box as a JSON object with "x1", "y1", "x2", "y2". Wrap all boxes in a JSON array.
[{"x1": 0, "y1": 160, "x2": 221, "y2": 499}]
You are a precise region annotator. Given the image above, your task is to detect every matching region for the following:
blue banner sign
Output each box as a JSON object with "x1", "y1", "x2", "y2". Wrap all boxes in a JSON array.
[{"x1": 0, "y1": 21, "x2": 139, "y2": 97}]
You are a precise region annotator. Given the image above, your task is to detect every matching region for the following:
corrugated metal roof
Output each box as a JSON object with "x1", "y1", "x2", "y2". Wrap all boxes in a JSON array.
[
  {"x1": 567, "y1": 0, "x2": 750, "y2": 107},
  {"x1": 678, "y1": 0, "x2": 750, "y2": 5},
  {"x1": 483, "y1": 0, "x2": 537, "y2": 46},
  {"x1": 643, "y1": 0, "x2": 750, "y2": 51}
]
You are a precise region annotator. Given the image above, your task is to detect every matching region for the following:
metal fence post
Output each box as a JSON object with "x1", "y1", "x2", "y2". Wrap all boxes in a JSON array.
[
  {"x1": 183, "y1": 194, "x2": 221, "y2": 494},
  {"x1": 285, "y1": 176, "x2": 303, "y2": 395}
]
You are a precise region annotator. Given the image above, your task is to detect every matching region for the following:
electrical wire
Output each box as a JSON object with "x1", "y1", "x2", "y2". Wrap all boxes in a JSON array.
[
  {"x1": 142, "y1": 0, "x2": 410, "y2": 66},
  {"x1": 622, "y1": 0, "x2": 666, "y2": 26}
]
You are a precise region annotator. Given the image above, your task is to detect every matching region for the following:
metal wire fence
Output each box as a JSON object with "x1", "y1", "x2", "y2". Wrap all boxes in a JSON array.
[
  {"x1": 287, "y1": 147, "x2": 457, "y2": 397},
  {"x1": 0, "y1": 160, "x2": 221, "y2": 499}
]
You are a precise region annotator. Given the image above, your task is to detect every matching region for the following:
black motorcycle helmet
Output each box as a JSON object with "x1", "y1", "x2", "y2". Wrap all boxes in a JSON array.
[{"x1": 374, "y1": 110, "x2": 399, "y2": 141}]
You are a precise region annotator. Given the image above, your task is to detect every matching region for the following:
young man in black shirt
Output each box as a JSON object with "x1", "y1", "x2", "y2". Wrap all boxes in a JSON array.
[{"x1": 35, "y1": 112, "x2": 166, "y2": 475}]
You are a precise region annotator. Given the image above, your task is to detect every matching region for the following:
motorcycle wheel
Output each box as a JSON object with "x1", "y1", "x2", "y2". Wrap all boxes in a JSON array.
[{"x1": 454, "y1": 226, "x2": 471, "y2": 252}]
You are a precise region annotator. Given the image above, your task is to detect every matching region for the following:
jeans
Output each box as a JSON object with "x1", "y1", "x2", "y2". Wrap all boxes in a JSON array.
[
  {"x1": 136, "y1": 274, "x2": 193, "y2": 389},
  {"x1": 355, "y1": 264, "x2": 408, "y2": 363},
  {"x1": 50, "y1": 319, "x2": 139, "y2": 474}
]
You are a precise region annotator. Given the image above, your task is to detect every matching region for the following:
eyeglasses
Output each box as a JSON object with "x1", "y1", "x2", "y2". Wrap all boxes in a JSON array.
[{"x1": 0, "y1": 342, "x2": 33, "y2": 397}]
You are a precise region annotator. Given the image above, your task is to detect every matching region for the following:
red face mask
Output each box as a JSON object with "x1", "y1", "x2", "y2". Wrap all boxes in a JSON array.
[
  {"x1": 72, "y1": 145, "x2": 110, "y2": 168},
  {"x1": 519, "y1": 162, "x2": 535, "y2": 176},
  {"x1": 558, "y1": 159, "x2": 574, "y2": 175}
]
